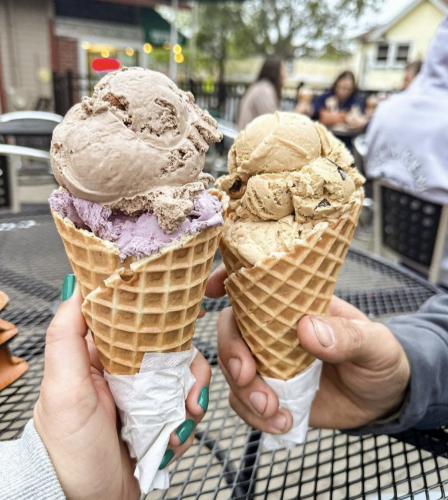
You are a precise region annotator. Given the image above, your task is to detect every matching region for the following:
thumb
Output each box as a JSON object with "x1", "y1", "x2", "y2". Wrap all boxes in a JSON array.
[
  {"x1": 297, "y1": 315, "x2": 393, "y2": 366},
  {"x1": 44, "y1": 281, "x2": 92, "y2": 389},
  {"x1": 205, "y1": 263, "x2": 228, "y2": 298}
]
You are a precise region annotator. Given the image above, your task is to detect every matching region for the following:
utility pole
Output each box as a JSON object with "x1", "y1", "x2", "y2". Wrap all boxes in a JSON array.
[{"x1": 169, "y1": 0, "x2": 179, "y2": 83}]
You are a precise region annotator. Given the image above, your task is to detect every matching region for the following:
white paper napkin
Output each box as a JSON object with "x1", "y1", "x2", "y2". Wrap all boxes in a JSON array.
[
  {"x1": 262, "y1": 359, "x2": 323, "y2": 450},
  {"x1": 105, "y1": 347, "x2": 198, "y2": 493}
]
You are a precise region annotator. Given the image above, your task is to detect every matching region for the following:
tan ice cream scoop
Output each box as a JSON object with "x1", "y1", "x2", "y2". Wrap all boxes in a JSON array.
[
  {"x1": 228, "y1": 112, "x2": 322, "y2": 181},
  {"x1": 239, "y1": 157, "x2": 358, "y2": 223},
  {"x1": 287, "y1": 158, "x2": 357, "y2": 222},
  {"x1": 244, "y1": 174, "x2": 294, "y2": 220},
  {"x1": 51, "y1": 67, "x2": 222, "y2": 214},
  {"x1": 216, "y1": 111, "x2": 365, "y2": 272}
]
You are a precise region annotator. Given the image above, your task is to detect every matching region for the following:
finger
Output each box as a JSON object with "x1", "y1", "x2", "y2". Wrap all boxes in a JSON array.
[
  {"x1": 169, "y1": 410, "x2": 200, "y2": 447},
  {"x1": 297, "y1": 315, "x2": 396, "y2": 366},
  {"x1": 229, "y1": 390, "x2": 293, "y2": 434},
  {"x1": 44, "y1": 284, "x2": 92, "y2": 387},
  {"x1": 217, "y1": 307, "x2": 257, "y2": 387},
  {"x1": 86, "y1": 331, "x2": 104, "y2": 374},
  {"x1": 219, "y1": 360, "x2": 280, "y2": 419},
  {"x1": 197, "y1": 307, "x2": 206, "y2": 319},
  {"x1": 168, "y1": 352, "x2": 211, "y2": 447},
  {"x1": 205, "y1": 263, "x2": 228, "y2": 298},
  {"x1": 329, "y1": 296, "x2": 369, "y2": 321},
  {"x1": 186, "y1": 351, "x2": 212, "y2": 417},
  {"x1": 164, "y1": 426, "x2": 198, "y2": 468}
]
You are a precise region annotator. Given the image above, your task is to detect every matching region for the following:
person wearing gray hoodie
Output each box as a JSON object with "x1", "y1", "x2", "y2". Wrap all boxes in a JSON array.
[{"x1": 365, "y1": 14, "x2": 448, "y2": 285}]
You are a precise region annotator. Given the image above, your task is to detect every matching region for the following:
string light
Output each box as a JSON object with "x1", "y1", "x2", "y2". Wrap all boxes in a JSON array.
[
  {"x1": 163, "y1": 42, "x2": 171, "y2": 50},
  {"x1": 174, "y1": 53, "x2": 184, "y2": 64},
  {"x1": 101, "y1": 48, "x2": 110, "y2": 58},
  {"x1": 143, "y1": 43, "x2": 153, "y2": 54},
  {"x1": 125, "y1": 47, "x2": 134, "y2": 56},
  {"x1": 81, "y1": 41, "x2": 92, "y2": 50},
  {"x1": 173, "y1": 44, "x2": 182, "y2": 55}
]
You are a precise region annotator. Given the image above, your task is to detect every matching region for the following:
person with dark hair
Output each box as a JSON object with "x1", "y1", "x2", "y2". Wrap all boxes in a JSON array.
[
  {"x1": 312, "y1": 71, "x2": 367, "y2": 148},
  {"x1": 403, "y1": 60, "x2": 423, "y2": 90},
  {"x1": 237, "y1": 57, "x2": 286, "y2": 130}
]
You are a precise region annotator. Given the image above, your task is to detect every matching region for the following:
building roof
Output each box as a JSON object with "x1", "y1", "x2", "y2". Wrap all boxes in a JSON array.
[{"x1": 357, "y1": 0, "x2": 448, "y2": 41}]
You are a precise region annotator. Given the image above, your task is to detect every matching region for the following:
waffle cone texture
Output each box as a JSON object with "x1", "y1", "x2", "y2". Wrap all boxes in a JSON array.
[
  {"x1": 53, "y1": 208, "x2": 223, "y2": 375},
  {"x1": 220, "y1": 195, "x2": 364, "y2": 380}
]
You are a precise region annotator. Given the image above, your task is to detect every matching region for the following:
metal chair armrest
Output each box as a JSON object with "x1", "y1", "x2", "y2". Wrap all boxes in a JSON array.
[{"x1": 0, "y1": 144, "x2": 50, "y2": 162}]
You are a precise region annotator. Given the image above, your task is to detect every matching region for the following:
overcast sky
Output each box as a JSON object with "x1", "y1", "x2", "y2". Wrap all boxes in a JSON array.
[
  {"x1": 349, "y1": 0, "x2": 413, "y2": 37},
  {"x1": 379, "y1": 0, "x2": 413, "y2": 22},
  {"x1": 160, "y1": 0, "x2": 417, "y2": 40}
]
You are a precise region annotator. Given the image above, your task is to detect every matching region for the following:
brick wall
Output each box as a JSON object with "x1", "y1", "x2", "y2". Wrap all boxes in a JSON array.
[
  {"x1": 53, "y1": 35, "x2": 80, "y2": 104},
  {"x1": 54, "y1": 36, "x2": 79, "y2": 74}
]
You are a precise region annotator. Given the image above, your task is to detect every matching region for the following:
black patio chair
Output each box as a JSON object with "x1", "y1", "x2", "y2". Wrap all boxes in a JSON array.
[
  {"x1": 0, "y1": 111, "x2": 61, "y2": 183},
  {"x1": 373, "y1": 180, "x2": 448, "y2": 285},
  {"x1": 0, "y1": 144, "x2": 52, "y2": 212}
]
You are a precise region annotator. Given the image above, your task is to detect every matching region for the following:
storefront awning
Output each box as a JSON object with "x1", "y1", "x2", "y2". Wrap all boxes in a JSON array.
[{"x1": 140, "y1": 8, "x2": 186, "y2": 46}]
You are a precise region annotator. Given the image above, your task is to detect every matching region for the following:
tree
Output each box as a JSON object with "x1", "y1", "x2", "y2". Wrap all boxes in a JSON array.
[
  {"x1": 196, "y1": 3, "x2": 246, "y2": 82},
  {"x1": 196, "y1": 0, "x2": 382, "y2": 78}
]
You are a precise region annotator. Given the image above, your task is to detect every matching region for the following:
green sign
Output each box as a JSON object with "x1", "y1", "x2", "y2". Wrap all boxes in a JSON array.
[{"x1": 140, "y1": 8, "x2": 186, "y2": 47}]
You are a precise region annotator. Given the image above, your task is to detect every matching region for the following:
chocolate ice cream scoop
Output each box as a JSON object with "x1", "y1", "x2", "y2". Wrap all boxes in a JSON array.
[{"x1": 51, "y1": 67, "x2": 222, "y2": 228}]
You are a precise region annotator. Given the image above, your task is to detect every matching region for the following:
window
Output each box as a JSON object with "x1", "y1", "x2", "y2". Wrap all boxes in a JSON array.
[
  {"x1": 396, "y1": 44, "x2": 410, "y2": 63},
  {"x1": 377, "y1": 43, "x2": 389, "y2": 63},
  {"x1": 374, "y1": 41, "x2": 411, "y2": 67}
]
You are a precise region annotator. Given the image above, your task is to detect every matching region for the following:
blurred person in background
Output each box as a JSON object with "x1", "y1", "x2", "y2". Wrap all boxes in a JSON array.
[
  {"x1": 403, "y1": 60, "x2": 423, "y2": 90},
  {"x1": 295, "y1": 83, "x2": 314, "y2": 116},
  {"x1": 312, "y1": 71, "x2": 368, "y2": 149},
  {"x1": 312, "y1": 71, "x2": 365, "y2": 127},
  {"x1": 237, "y1": 57, "x2": 286, "y2": 130},
  {"x1": 365, "y1": 16, "x2": 448, "y2": 286}
]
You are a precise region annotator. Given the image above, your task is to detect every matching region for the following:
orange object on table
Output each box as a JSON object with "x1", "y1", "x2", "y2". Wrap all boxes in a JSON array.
[{"x1": 0, "y1": 292, "x2": 29, "y2": 391}]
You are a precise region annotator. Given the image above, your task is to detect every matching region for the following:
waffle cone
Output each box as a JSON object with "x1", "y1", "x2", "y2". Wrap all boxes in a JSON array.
[
  {"x1": 53, "y1": 209, "x2": 223, "y2": 375},
  {"x1": 220, "y1": 195, "x2": 363, "y2": 380}
]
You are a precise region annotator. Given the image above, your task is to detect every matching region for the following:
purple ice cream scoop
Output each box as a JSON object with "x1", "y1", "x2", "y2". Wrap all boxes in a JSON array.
[{"x1": 49, "y1": 190, "x2": 223, "y2": 261}]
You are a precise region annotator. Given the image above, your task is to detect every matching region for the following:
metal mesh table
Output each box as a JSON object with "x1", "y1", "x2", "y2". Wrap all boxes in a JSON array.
[{"x1": 1, "y1": 209, "x2": 447, "y2": 500}]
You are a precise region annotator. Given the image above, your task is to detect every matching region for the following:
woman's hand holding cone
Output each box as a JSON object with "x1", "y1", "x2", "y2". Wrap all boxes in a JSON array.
[
  {"x1": 208, "y1": 265, "x2": 411, "y2": 433},
  {"x1": 34, "y1": 276, "x2": 212, "y2": 499}
]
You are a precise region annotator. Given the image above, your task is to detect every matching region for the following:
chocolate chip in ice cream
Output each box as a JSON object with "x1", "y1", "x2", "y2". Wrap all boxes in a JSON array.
[
  {"x1": 316, "y1": 198, "x2": 331, "y2": 209},
  {"x1": 324, "y1": 158, "x2": 348, "y2": 181},
  {"x1": 229, "y1": 179, "x2": 243, "y2": 193},
  {"x1": 337, "y1": 167, "x2": 347, "y2": 181},
  {"x1": 325, "y1": 157, "x2": 339, "y2": 168}
]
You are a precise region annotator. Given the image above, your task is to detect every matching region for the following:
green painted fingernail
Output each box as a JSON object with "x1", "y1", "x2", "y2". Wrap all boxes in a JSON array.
[
  {"x1": 201, "y1": 302, "x2": 208, "y2": 312},
  {"x1": 61, "y1": 274, "x2": 76, "y2": 302},
  {"x1": 198, "y1": 386, "x2": 209, "y2": 412},
  {"x1": 176, "y1": 419, "x2": 195, "y2": 445},
  {"x1": 158, "y1": 449, "x2": 174, "y2": 470}
]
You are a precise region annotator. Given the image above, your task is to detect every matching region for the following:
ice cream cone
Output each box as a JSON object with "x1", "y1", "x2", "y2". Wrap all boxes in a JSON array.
[
  {"x1": 220, "y1": 195, "x2": 363, "y2": 380},
  {"x1": 53, "y1": 209, "x2": 223, "y2": 375}
]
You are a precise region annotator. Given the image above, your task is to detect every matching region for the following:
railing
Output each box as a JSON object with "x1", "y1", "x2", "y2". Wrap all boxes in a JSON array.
[
  {"x1": 52, "y1": 71, "x2": 300, "y2": 122},
  {"x1": 52, "y1": 71, "x2": 380, "y2": 122}
]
